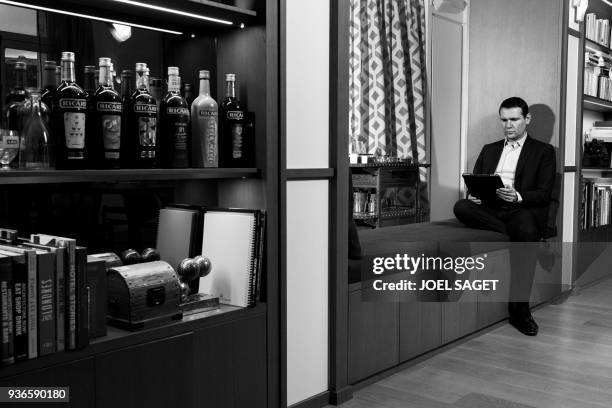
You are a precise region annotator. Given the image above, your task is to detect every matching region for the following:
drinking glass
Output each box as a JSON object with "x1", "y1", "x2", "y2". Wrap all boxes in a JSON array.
[{"x1": 0, "y1": 129, "x2": 20, "y2": 169}]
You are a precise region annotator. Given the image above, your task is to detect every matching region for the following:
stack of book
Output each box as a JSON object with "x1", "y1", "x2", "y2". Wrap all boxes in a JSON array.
[
  {"x1": 584, "y1": 51, "x2": 612, "y2": 101},
  {"x1": 582, "y1": 181, "x2": 612, "y2": 229},
  {"x1": 0, "y1": 230, "x2": 103, "y2": 365},
  {"x1": 586, "y1": 13, "x2": 612, "y2": 47}
]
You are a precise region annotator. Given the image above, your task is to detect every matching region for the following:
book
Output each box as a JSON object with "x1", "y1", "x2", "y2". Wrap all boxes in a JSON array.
[
  {"x1": 198, "y1": 209, "x2": 264, "y2": 307},
  {"x1": 75, "y1": 246, "x2": 89, "y2": 349},
  {"x1": 85, "y1": 257, "x2": 107, "y2": 339},
  {"x1": 156, "y1": 206, "x2": 203, "y2": 271},
  {"x1": 0, "y1": 246, "x2": 37, "y2": 359},
  {"x1": 0, "y1": 255, "x2": 14, "y2": 365},
  {"x1": 21, "y1": 241, "x2": 66, "y2": 352},
  {"x1": 10, "y1": 253, "x2": 27, "y2": 361}
]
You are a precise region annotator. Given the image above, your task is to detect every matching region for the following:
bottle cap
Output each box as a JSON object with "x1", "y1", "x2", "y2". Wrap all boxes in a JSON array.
[
  {"x1": 14, "y1": 61, "x2": 26, "y2": 70},
  {"x1": 184, "y1": 83, "x2": 193, "y2": 91},
  {"x1": 55, "y1": 66, "x2": 61, "y2": 74},
  {"x1": 149, "y1": 78, "x2": 163, "y2": 87},
  {"x1": 225, "y1": 73, "x2": 236, "y2": 81},
  {"x1": 135, "y1": 62, "x2": 147, "y2": 72},
  {"x1": 43, "y1": 61, "x2": 57, "y2": 70},
  {"x1": 98, "y1": 57, "x2": 111, "y2": 67},
  {"x1": 167, "y1": 66, "x2": 179, "y2": 76},
  {"x1": 61, "y1": 51, "x2": 75, "y2": 62},
  {"x1": 199, "y1": 70, "x2": 210, "y2": 79},
  {"x1": 121, "y1": 69, "x2": 134, "y2": 78},
  {"x1": 84, "y1": 65, "x2": 96, "y2": 74}
]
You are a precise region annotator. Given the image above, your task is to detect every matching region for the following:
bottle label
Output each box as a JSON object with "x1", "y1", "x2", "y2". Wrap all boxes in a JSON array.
[
  {"x1": 59, "y1": 98, "x2": 86, "y2": 110},
  {"x1": 204, "y1": 117, "x2": 218, "y2": 167},
  {"x1": 199, "y1": 110, "x2": 218, "y2": 117},
  {"x1": 97, "y1": 102, "x2": 122, "y2": 113},
  {"x1": 231, "y1": 123, "x2": 243, "y2": 159},
  {"x1": 138, "y1": 116, "x2": 157, "y2": 148},
  {"x1": 0, "y1": 134, "x2": 19, "y2": 149},
  {"x1": 166, "y1": 107, "x2": 190, "y2": 115},
  {"x1": 173, "y1": 122, "x2": 188, "y2": 151},
  {"x1": 134, "y1": 104, "x2": 157, "y2": 114},
  {"x1": 227, "y1": 110, "x2": 244, "y2": 121},
  {"x1": 102, "y1": 115, "x2": 121, "y2": 153},
  {"x1": 63, "y1": 112, "x2": 86, "y2": 149}
]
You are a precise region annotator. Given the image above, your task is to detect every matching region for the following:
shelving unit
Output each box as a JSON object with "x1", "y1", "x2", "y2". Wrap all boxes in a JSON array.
[
  {"x1": 351, "y1": 162, "x2": 429, "y2": 228},
  {"x1": 0, "y1": 1, "x2": 279, "y2": 407}
]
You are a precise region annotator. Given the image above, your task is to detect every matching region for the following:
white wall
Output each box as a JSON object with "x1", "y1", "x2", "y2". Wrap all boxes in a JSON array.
[
  {"x1": 285, "y1": 0, "x2": 330, "y2": 406},
  {"x1": 0, "y1": 5, "x2": 37, "y2": 36},
  {"x1": 429, "y1": 2, "x2": 469, "y2": 220}
]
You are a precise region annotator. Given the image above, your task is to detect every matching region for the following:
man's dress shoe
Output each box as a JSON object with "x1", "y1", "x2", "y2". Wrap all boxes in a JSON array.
[{"x1": 509, "y1": 312, "x2": 539, "y2": 336}]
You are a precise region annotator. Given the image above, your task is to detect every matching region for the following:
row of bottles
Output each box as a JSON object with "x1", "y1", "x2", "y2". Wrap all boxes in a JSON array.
[{"x1": 2, "y1": 52, "x2": 255, "y2": 170}]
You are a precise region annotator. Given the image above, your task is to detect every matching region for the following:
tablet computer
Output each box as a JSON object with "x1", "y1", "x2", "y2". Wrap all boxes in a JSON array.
[{"x1": 462, "y1": 174, "x2": 505, "y2": 205}]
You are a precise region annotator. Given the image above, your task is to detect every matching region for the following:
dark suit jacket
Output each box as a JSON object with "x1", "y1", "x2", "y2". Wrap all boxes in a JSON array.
[{"x1": 472, "y1": 135, "x2": 556, "y2": 234}]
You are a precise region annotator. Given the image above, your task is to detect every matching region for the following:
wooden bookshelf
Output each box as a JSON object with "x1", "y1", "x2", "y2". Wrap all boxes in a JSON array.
[{"x1": 583, "y1": 95, "x2": 612, "y2": 112}]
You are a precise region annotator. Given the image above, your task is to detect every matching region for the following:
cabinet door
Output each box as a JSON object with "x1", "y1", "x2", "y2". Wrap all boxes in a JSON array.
[
  {"x1": 195, "y1": 313, "x2": 267, "y2": 408},
  {"x1": 348, "y1": 288, "x2": 399, "y2": 384},
  {"x1": 95, "y1": 333, "x2": 196, "y2": 408},
  {"x1": 399, "y1": 271, "x2": 442, "y2": 361},
  {"x1": 0, "y1": 358, "x2": 94, "y2": 408}
]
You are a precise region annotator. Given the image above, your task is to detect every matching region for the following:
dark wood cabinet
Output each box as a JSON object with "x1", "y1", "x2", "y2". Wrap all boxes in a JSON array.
[
  {"x1": 95, "y1": 333, "x2": 196, "y2": 408},
  {"x1": 0, "y1": 358, "x2": 95, "y2": 408},
  {"x1": 195, "y1": 313, "x2": 267, "y2": 408}
]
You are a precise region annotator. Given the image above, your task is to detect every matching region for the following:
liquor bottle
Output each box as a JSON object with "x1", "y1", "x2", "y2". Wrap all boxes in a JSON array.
[
  {"x1": 149, "y1": 77, "x2": 165, "y2": 113},
  {"x1": 125, "y1": 62, "x2": 158, "y2": 168},
  {"x1": 120, "y1": 69, "x2": 133, "y2": 160},
  {"x1": 5, "y1": 61, "x2": 28, "y2": 133},
  {"x1": 55, "y1": 65, "x2": 61, "y2": 88},
  {"x1": 159, "y1": 67, "x2": 190, "y2": 168},
  {"x1": 93, "y1": 57, "x2": 122, "y2": 169},
  {"x1": 52, "y1": 51, "x2": 88, "y2": 169},
  {"x1": 183, "y1": 83, "x2": 195, "y2": 109},
  {"x1": 20, "y1": 90, "x2": 53, "y2": 169},
  {"x1": 84, "y1": 65, "x2": 100, "y2": 166},
  {"x1": 191, "y1": 70, "x2": 218, "y2": 167},
  {"x1": 220, "y1": 73, "x2": 245, "y2": 167},
  {"x1": 40, "y1": 60, "x2": 57, "y2": 123}
]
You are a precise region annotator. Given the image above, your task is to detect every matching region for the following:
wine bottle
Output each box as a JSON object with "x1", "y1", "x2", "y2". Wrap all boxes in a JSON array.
[
  {"x1": 93, "y1": 57, "x2": 122, "y2": 169},
  {"x1": 159, "y1": 67, "x2": 190, "y2": 168},
  {"x1": 191, "y1": 70, "x2": 218, "y2": 167},
  {"x1": 5, "y1": 61, "x2": 28, "y2": 133},
  {"x1": 220, "y1": 73, "x2": 245, "y2": 167},
  {"x1": 40, "y1": 60, "x2": 57, "y2": 124},
  {"x1": 84, "y1": 65, "x2": 100, "y2": 167},
  {"x1": 52, "y1": 51, "x2": 88, "y2": 169},
  {"x1": 125, "y1": 62, "x2": 158, "y2": 168},
  {"x1": 183, "y1": 83, "x2": 195, "y2": 109}
]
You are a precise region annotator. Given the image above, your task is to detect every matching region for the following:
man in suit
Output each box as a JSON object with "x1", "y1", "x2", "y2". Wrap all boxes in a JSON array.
[{"x1": 453, "y1": 97, "x2": 556, "y2": 336}]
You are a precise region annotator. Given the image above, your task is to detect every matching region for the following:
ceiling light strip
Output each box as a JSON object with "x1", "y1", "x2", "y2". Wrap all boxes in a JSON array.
[
  {"x1": 113, "y1": 0, "x2": 233, "y2": 25},
  {"x1": 0, "y1": 0, "x2": 183, "y2": 35}
]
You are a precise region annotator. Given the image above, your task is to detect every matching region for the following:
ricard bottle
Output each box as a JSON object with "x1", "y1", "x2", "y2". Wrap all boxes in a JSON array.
[
  {"x1": 125, "y1": 62, "x2": 158, "y2": 168},
  {"x1": 53, "y1": 51, "x2": 88, "y2": 169},
  {"x1": 84, "y1": 65, "x2": 101, "y2": 166},
  {"x1": 159, "y1": 66, "x2": 190, "y2": 168},
  {"x1": 191, "y1": 70, "x2": 218, "y2": 167},
  {"x1": 93, "y1": 57, "x2": 122, "y2": 168},
  {"x1": 220, "y1": 73, "x2": 244, "y2": 167}
]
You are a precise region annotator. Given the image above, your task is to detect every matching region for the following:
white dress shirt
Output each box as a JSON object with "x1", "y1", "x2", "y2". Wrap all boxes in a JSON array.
[{"x1": 495, "y1": 133, "x2": 527, "y2": 203}]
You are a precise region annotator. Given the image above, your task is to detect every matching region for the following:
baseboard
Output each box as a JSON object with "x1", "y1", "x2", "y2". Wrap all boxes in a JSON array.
[
  {"x1": 329, "y1": 385, "x2": 353, "y2": 406},
  {"x1": 288, "y1": 391, "x2": 330, "y2": 408}
]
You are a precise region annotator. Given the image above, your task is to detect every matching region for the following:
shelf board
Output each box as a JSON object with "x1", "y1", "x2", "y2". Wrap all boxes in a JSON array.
[
  {"x1": 582, "y1": 167, "x2": 612, "y2": 177},
  {"x1": 583, "y1": 95, "x2": 612, "y2": 112},
  {"x1": 353, "y1": 208, "x2": 418, "y2": 220},
  {"x1": 0, "y1": 168, "x2": 259, "y2": 185},
  {"x1": 350, "y1": 162, "x2": 431, "y2": 169},
  {"x1": 585, "y1": 38, "x2": 612, "y2": 56}
]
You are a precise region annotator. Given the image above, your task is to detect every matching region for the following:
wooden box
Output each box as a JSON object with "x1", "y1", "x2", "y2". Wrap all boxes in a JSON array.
[{"x1": 107, "y1": 261, "x2": 183, "y2": 330}]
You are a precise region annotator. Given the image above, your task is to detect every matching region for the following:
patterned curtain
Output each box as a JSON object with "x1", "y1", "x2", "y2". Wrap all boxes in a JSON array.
[{"x1": 349, "y1": 0, "x2": 427, "y2": 164}]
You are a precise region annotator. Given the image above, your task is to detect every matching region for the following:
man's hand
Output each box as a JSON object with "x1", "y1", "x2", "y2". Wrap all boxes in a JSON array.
[
  {"x1": 467, "y1": 194, "x2": 482, "y2": 205},
  {"x1": 496, "y1": 187, "x2": 518, "y2": 203}
]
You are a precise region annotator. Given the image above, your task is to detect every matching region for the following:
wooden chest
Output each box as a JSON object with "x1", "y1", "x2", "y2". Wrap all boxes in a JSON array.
[{"x1": 107, "y1": 260, "x2": 183, "y2": 330}]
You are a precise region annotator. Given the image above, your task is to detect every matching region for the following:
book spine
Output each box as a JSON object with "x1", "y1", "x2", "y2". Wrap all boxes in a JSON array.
[
  {"x1": 12, "y1": 264, "x2": 27, "y2": 361},
  {"x1": 37, "y1": 254, "x2": 55, "y2": 356},
  {"x1": 26, "y1": 251, "x2": 37, "y2": 359},
  {"x1": 55, "y1": 248, "x2": 65, "y2": 352},
  {"x1": 0, "y1": 263, "x2": 14, "y2": 365},
  {"x1": 75, "y1": 247, "x2": 89, "y2": 349},
  {"x1": 63, "y1": 241, "x2": 76, "y2": 350}
]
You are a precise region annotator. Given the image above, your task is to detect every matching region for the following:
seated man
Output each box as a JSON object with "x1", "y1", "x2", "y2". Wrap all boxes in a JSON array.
[{"x1": 454, "y1": 97, "x2": 556, "y2": 336}]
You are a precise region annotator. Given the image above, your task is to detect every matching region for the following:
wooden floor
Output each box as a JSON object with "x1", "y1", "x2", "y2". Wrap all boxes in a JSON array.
[{"x1": 334, "y1": 277, "x2": 612, "y2": 408}]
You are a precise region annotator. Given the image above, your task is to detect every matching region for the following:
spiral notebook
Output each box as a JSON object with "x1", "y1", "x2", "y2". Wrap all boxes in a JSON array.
[{"x1": 198, "y1": 208, "x2": 265, "y2": 307}]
